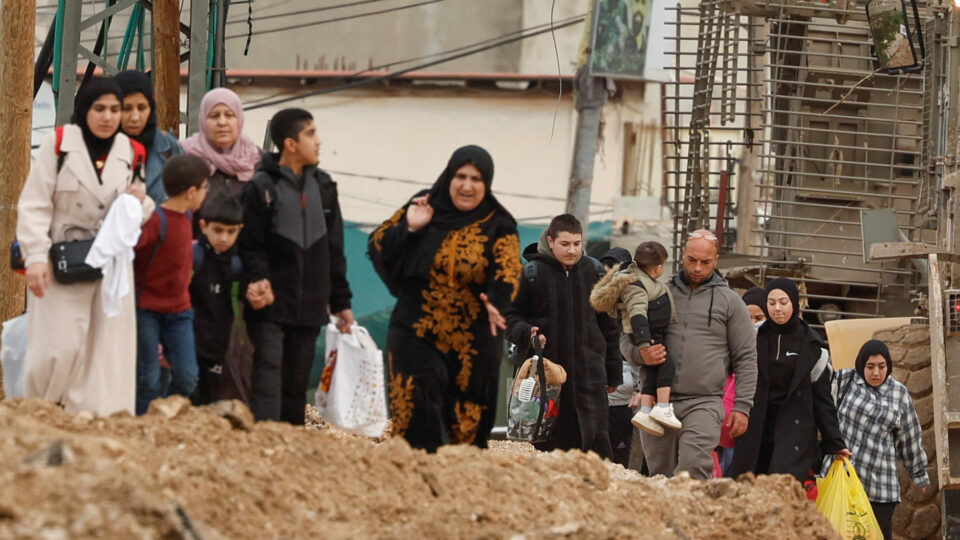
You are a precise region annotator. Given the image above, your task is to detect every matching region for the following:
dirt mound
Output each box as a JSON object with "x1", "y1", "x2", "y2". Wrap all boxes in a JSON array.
[{"x1": 0, "y1": 397, "x2": 839, "y2": 539}]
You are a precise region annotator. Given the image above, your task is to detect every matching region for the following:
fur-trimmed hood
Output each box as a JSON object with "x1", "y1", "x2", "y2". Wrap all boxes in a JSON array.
[{"x1": 591, "y1": 263, "x2": 646, "y2": 316}]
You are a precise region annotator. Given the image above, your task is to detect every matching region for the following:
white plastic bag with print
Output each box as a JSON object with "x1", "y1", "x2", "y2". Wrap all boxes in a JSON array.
[
  {"x1": 1, "y1": 314, "x2": 28, "y2": 398},
  {"x1": 314, "y1": 320, "x2": 388, "y2": 438}
]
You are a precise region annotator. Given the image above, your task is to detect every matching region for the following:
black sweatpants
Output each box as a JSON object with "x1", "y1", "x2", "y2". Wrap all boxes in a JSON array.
[
  {"x1": 870, "y1": 500, "x2": 897, "y2": 540},
  {"x1": 192, "y1": 355, "x2": 226, "y2": 406},
  {"x1": 640, "y1": 355, "x2": 676, "y2": 396},
  {"x1": 248, "y1": 320, "x2": 321, "y2": 425},
  {"x1": 608, "y1": 405, "x2": 634, "y2": 467}
]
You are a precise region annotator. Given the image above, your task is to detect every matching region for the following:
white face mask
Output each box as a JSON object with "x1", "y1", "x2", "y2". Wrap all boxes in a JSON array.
[{"x1": 752, "y1": 319, "x2": 764, "y2": 336}]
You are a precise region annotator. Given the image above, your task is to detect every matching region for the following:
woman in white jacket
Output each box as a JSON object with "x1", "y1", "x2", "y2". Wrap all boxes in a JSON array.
[{"x1": 17, "y1": 77, "x2": 154, "y2": 416}]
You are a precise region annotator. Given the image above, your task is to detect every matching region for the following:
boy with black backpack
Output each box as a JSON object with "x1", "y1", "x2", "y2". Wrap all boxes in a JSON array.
[
  {"x1": 190, "y1": 194, "x2": 251, "y2": 405},
  {"x1": 239, "y1": 108, "x2": 354, "y2": 425},
  {"x1": 134, "y1": 154, "x2": 209, "y2": 415}
]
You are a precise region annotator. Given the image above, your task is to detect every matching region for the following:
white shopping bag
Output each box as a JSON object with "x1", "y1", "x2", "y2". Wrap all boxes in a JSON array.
[
  {"x1": 314, "y1": 321, "x2": 388, "y2": 438},
  {"x1": 1, "y1": 314, "x2": 28, "y2": 399}
]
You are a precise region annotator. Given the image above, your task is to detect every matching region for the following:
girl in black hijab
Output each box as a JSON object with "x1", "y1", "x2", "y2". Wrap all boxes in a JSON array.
[
  {"x1": 368, "y1": 145, "x2": 521, "y2": 452},
  {"x1": 115, "y1": 70, "x2": 184, "y2": 203},
  {"x1": 72, "y1": 77, "x2": 125, "y2": 174},
  {"x1": 726, "y1": 277, "x2": 849, "y2": 482},
  {"x1": 828, "y1": 340, "x2": 930, "y2": 540}
]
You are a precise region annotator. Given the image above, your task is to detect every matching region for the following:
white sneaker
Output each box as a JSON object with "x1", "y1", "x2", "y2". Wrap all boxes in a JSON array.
[
  {"x1": 649, "y1": 404, "x2": 683, "y2": 430},
  {"x1": 631, "y1": 410, "x2": 664, "y2": 437}
]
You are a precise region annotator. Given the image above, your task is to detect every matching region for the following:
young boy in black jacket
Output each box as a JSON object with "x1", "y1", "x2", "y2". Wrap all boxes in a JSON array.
[
  {"x1": 240, "y1": 108, "x2": 354, "y2": 425},
  {"x1": 190, "y1": 194, "x2": 247, "y2": 405}
]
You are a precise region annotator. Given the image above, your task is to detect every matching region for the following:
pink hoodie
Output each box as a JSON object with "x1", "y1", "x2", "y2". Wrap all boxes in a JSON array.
[{"x1": 718, "y1": 374, "x2": 736, "y2": 448}]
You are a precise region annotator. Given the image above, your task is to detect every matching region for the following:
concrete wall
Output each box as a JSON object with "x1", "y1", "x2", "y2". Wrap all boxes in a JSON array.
[
  {"x1": 229, "y1": 79, "x2": 663, "y2": 226},
  {"x1": 225, "y1": 0, "x2": 585, "y2": 74}
]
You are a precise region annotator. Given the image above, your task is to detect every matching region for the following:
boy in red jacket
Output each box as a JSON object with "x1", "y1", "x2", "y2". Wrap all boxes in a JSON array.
[{"x1": 134, "y1": 155, "x2": 209, "y2": 414}]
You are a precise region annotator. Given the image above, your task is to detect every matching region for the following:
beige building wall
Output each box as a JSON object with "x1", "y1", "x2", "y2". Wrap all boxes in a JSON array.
[{"x1": 228, "y1": 80, "x2": 662, "y2": 226}]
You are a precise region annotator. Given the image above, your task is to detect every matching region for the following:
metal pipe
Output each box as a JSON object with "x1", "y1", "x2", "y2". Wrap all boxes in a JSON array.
[
  {"x1": 764, "y1": 77, "x2": 923, "y2": 95},
  {"x1": 757, "y1": 169, "x2": 918, "y2": 186},
  {"x1": 753, "y1": 228, "x2": 863, "y2": 241},
  {"x1": 760, "y1": 108, "x2": 922, "y2": 125},
  {"x1": 759, "y1": 121, "x2": 922, "y2": 139},
  {"x1": 746, "y1": 258, "x2": 913, "y2": 276},
  {"x1": 52, "y1": 0, "x2": 65, "y2": 94},
  {"x1": 761, "y1": 92, "x2": 923, "y2": 111},
  {"x1": 754, "y1": 198, "x2": 917, "y2": 214},
  {"x1": 750, "y1": 243, "x2": 864, "y2": 257},
  {"x1": 803, "y1": 293, "x2": 887, "y2": 303},
  {"x1": 765, "y1": 137, "x2": 923, "y2": 153},
  {"x1": 752, "y1": 213, "x2": 922, "y2": 230},
  {"x1": 757, "y1": 153, "x2": 921, "y2": 173}
]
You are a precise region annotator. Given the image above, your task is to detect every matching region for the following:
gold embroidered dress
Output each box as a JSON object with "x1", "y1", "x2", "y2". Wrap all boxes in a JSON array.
[{"x1": 367, "y1": 146, "x2": 520, "y2": 451}]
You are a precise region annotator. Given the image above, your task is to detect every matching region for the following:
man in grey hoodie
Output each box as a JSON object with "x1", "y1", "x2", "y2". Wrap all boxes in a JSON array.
[{"x1": 621, "y1": 230, "x2": 758, "y2": 479}]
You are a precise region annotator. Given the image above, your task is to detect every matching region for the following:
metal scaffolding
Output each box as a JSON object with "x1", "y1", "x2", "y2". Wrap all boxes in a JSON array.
[{"x1": 49, "y1": 0, "x2": 219, "y2": 135}]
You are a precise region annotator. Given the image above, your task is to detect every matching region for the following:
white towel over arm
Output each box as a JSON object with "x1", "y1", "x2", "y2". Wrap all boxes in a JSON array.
[{"x1": 84, "y1": 193, "x2": 143, "y2": 318}]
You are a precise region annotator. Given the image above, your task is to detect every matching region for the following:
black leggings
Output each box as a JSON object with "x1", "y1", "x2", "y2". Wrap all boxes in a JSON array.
[
  {"x1": 641, "y1": 354, "x2": 676, "y2": 396},
  {"x1": 870, "y1": 501, "x2": 897, "y2": 540}
]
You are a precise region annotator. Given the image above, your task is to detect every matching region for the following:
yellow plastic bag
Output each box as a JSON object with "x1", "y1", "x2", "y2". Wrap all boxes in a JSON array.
[{"x1": 815, "y1": 458, "x2": 883, "y2": 540}]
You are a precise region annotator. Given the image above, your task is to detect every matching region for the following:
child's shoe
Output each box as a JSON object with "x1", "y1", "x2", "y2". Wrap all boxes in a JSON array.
[
  {"x1": 631, "y1": 409, "x2": 664, "y2": 437},
  {"x1": 650, "y1": 403, "x2": 683, "y2": 430}
]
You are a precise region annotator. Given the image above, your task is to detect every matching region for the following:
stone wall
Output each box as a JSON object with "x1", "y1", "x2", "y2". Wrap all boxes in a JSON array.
[{"x1": 872, "y1": 324, "x2": 941, "y2": 540}]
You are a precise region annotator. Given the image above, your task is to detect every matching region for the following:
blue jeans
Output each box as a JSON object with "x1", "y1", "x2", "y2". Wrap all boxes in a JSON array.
[{"x1": 136, "y1": 309, "x2": 198, "y2": 415}]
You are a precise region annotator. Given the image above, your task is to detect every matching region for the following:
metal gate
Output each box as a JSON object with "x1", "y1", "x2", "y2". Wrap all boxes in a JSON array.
[{"x1": 665, "y1": 0, "x2": 936, "y2": 326}]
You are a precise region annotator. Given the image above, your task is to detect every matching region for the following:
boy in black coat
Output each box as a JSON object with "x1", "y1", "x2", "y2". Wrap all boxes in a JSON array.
[
  {"x1": 239, "y1": 108, "x2": 353, "y2": 425},
  {"x1": 504, "y1": 214, "x2": 622, "y2": 458},
  {"x1": 190, "y1": 194, "x2": 247, "y2": 405}
]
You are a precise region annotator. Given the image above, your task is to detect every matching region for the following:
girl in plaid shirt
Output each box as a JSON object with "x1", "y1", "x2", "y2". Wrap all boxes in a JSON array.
[{"x1": 825, "y1": 339, "x2": 930, "y2": 540}]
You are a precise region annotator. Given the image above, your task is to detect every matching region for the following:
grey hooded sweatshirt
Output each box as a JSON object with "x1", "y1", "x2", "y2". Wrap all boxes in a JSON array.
[{"x1": 624, "y1": 271, "x2": 758, "y2": 416}]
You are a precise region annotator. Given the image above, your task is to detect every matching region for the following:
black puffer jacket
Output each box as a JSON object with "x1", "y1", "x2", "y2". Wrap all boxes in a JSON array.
[
  {"x1": 190, "y1": 237, "x2": 240, "y2": 358},
  {"x1": 504, "y1": 232, "x2": 622, "y2": 457},
  {"x1": 239, "y1": 153, "x2": 351, "y2": 327}
]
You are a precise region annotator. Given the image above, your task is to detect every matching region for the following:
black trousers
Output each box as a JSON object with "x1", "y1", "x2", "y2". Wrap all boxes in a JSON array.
[
  {"x1": 870, "y1": 500, "x2": 897, "y2": 540},
  {"x1": 192, "y1": 355, "x2": 225, "y2": 406},
  {"x1": 640, "y1": 355, "x2": 676, "y2": 396},
  {"x1": 247, "y1": 320, "x2": 320, "y2": 425},
  {"x1": 608, "y1": 405, "x2": 634, "y2": 467},
  {"x1": 192, "y1": 354, "x2": 247, "y2": 406}
]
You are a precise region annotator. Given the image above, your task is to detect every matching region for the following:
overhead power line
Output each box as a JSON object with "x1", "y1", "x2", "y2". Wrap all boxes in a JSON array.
[
  {"x1": 243, "y1": 14, "x2": 586, "y2": 111},
  {"x1": 328, "y1": 170, "x2": 613, "y2": 206},
  {"x1": 225, "y1": 0, "x2": 393, "y2": 25},
  {"x1": 240, "y1": 13, "x2": 586, "y2": 107},
  {"x1": 225, "y1": 0, "x2": 447, "y2": 41}
]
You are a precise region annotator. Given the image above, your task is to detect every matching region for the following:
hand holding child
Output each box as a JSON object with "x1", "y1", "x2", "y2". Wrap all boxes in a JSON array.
[
  {"x1": 246, "y1": 279, "x2": 275, "y2": 310},
  {"x1": 639, "y1": 342, "x2": 667, "y2": 366}
]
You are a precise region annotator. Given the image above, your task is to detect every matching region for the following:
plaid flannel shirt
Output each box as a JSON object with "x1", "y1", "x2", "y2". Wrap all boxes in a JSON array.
[{"x1": 822, "y1": 368, "x2": 930, "y2": 503}]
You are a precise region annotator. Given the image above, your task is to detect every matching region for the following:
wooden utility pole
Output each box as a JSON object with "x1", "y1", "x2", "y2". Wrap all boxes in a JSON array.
[
  {"x1": 153, "y1": 0, "x2": 180, "y2": 135},
  {"x1": 0, "y1": 0, "x2": 35, "y2": 315},
  {"x1": 0, "y1": 0, "x2": 35, "y2": 396}
]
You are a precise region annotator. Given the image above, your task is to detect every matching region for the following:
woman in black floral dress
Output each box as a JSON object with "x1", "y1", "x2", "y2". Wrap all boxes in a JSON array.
[{"x1": 368, "y1": 145, "x2": 521, "y2": 451}]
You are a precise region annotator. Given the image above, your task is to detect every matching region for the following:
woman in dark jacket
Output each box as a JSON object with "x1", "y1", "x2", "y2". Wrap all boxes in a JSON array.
[
  {"x1": 115, "y1": 70, "x2": 184, "y2": 203},
  {"x1": 368, "y1": 145, "x2": 521, "y2": 452},
  {"x1": 726, "y1": 277, "x2": 850, "y2": 482}
]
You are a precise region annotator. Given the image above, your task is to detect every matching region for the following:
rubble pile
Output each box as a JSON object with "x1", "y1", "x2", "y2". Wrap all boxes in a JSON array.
[{"x1": 0, "y1": 397, "x2": 839, "y2": 539}]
